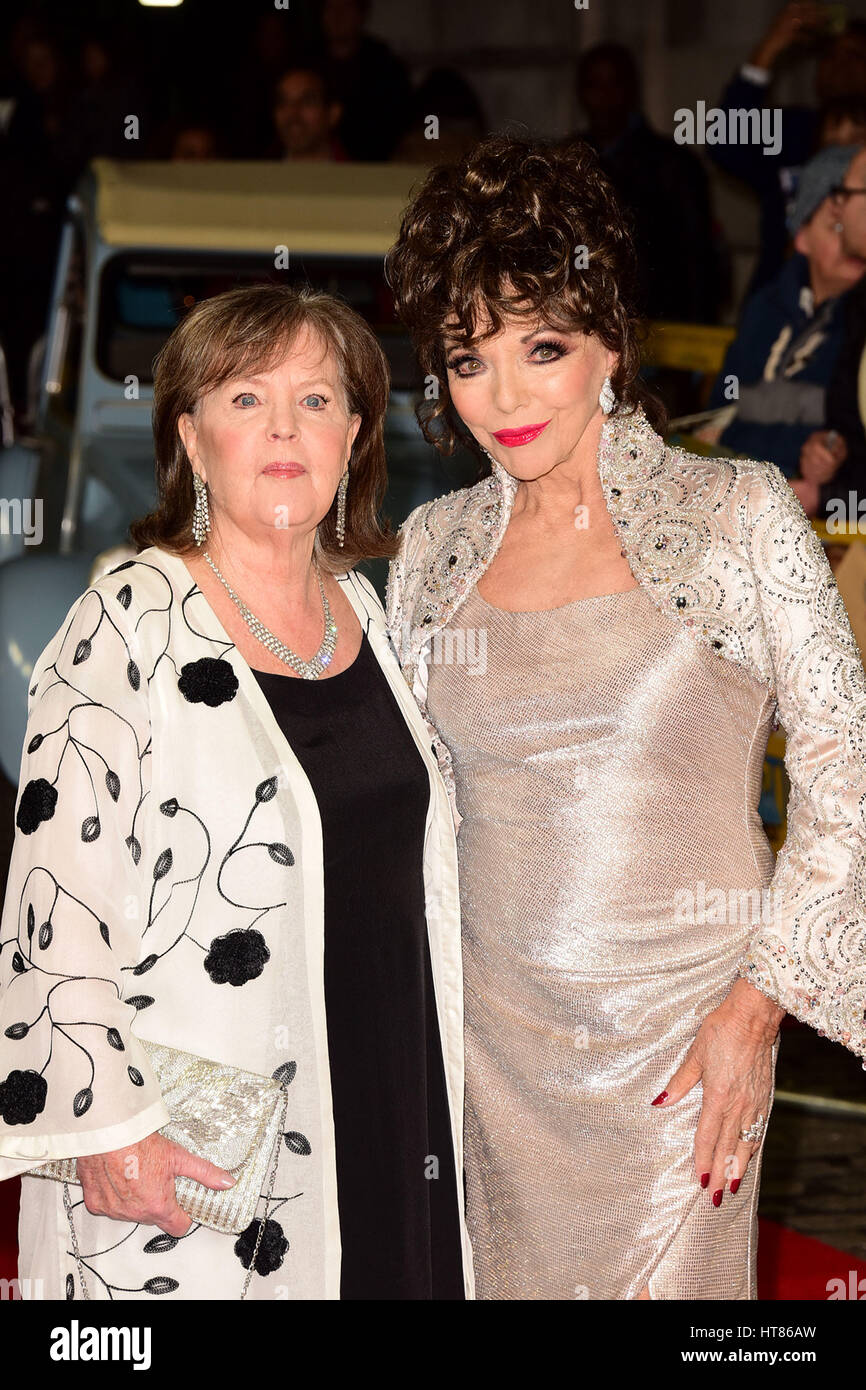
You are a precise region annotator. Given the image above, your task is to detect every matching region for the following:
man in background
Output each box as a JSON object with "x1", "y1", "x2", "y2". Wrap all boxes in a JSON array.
[
  {"x1": 708, "y1": 1, "x2": 866, "y2": 295},
  {"x1": 706, "y1": 145, "x2": 864, "y2": 502},
  {"x1": 575, "y1": 42, "x2": 723, "y2": 323},
  {"x1": 271, "y1": 65, "x2": 347, "y2": 162}
]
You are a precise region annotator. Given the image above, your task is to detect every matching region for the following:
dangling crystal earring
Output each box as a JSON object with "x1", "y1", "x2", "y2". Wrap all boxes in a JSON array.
[
  {"x1": 192, "y1": 471, "x2": 210, "y2": 545},
  {"x1": 599, "y1": 375, "x2": 616, "y2": 415},
  {"x1": 335, "y1": 464, "x2": 349, "y2": 549}
]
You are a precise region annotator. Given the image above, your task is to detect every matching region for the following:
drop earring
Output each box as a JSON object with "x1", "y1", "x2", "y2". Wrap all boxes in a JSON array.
[
  {"x1": 336, "y1": 463, "x2": 349, "y2": 548},
  {"x1": 192, "y1": 471, "x2": 210, "y2": 545},
  {"x1": 599, "y1": 375, "x2": 616, "y2": 415}
]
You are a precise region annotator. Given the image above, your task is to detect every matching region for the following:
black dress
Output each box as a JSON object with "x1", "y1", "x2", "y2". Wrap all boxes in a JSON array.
[{"x1": 250, "y1": 631, "x2": 465, "y2": 1300}]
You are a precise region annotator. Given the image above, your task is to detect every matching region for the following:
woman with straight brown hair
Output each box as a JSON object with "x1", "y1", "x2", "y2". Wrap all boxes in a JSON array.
[{"x1": 0, "y1": 283, "x2": 472, "y2": 1300}]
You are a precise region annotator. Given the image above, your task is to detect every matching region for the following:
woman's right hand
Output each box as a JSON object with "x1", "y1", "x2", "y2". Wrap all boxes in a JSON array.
[{"x1": 77, "y1": 1132, "x2": 236, "y2": 1235}]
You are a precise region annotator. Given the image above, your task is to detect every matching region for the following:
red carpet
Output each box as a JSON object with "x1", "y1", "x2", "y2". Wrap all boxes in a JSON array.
[
  {"x1": 756, "y1": 1217, "x2": 866, "y2": 1300},
  {"x1": 0, "y1": 1176, "x2": 862, "y2": 1298},
  {"x1": 1, "y1": 1177, "x2": 18, "y2": 1284}
]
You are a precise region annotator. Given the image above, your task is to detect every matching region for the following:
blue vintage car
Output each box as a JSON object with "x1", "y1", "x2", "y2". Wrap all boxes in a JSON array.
[{"x1": 0, "y1": 158, "x2": 478, "y2": 781}]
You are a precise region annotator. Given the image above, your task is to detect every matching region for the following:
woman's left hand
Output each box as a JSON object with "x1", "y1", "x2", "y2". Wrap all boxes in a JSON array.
[{"x1": 651, "y1": 978, "x2": 786, "y2": 1206}]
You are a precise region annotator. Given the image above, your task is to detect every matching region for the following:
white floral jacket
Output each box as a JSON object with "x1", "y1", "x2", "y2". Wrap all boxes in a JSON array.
[{"x1": 0, "y1": 546, "x2": 473, "y2": 1299}]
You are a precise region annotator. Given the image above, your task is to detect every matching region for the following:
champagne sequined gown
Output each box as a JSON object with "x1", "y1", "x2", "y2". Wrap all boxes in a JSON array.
[{"x1": 425, "y1": 581, "x2": 780, "y2": 1300}]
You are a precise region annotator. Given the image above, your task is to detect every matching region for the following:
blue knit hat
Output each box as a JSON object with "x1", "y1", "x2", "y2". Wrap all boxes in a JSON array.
[{"x1": 787, "y1": 144, "x2": 862, "y2": 235}]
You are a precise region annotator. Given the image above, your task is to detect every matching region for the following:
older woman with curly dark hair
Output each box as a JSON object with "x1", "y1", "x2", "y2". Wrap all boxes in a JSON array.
[{"x1": 384, "y1": 133, "x2": 866, "y2": 1300}]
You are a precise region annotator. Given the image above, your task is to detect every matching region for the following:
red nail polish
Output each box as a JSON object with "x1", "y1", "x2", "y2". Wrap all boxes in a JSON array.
[
  {"x1": 730, "y1": 1178, "x2": 741, "y2": 1195},
  {"x1": 712, "y1": 1189, "x2": 723, "y2": 1207},
  {"x1": 700, "y1": 1172, "x2": 710, "y2": 1188},
  {"x1": 651, "y1": 1090, "x2": 668, "y2": 1106}
]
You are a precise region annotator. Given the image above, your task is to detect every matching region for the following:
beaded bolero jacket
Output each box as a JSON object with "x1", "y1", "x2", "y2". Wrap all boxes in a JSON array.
[{"x1": 386, "y1": 404, "x2": 866, "y2": 1062}]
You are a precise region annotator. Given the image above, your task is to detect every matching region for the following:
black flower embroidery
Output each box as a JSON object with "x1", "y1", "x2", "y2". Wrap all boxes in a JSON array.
[
  {"x1": 142, "y1": 1276, "x2": 179, "y2": 1295},
  {"x1": 16, "y1": 778, "x2": 58, "y2": 834},
  {"x1": 234, "y1": 1217, "x2": 289, "y2": 1275},
  {"x1": 204, "y1": 929, "x2": 270, "y2": 986},
  {"x1": 177, "y1": 658, "x2": 239, "y2": 707},
  {"x1": 143, "y1": 1233, "x2": 179, "y2": 1254},
  {"x1": 73, "y1": 1087, "x2": 93, "y2": 1117},
  {"x1": 0, "y1": 1068, "x2": 48, "y2": 1124}
]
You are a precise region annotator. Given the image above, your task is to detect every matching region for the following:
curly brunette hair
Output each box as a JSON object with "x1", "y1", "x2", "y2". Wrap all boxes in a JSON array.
[{"x1": 384, "y1": 131, "x2": 666, "y2": 467}]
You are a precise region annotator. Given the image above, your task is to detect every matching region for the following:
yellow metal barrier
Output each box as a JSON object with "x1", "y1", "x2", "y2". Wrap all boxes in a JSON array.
[
  {"x1": 811, "y1": 521, "x2": 865, "y2": 546},
  {"x1": 642, "y1": 321, "x2": 735, "y2": 375},
  {"x1": 761, "y1": 730, "x2": 789, "y2": 854}
]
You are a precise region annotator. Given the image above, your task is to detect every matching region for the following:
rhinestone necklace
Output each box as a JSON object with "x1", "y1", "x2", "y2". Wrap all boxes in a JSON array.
[{"x1": 202, "y1": 550, "x2": 338, "y2": 679}]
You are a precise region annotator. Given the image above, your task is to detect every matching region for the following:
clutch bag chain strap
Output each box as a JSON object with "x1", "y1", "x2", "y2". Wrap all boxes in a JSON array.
[{"x1": 62, "y1": 1087, "x2": 289, "y2": 1302}]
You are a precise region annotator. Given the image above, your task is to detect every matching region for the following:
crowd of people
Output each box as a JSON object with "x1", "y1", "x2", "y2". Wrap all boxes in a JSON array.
[
  {"x1": 1, "y1": 0, "x2": 865, "y2": 521},
  {"x1": 700, "y1": 2, "x2": 866, "y2": 522}
]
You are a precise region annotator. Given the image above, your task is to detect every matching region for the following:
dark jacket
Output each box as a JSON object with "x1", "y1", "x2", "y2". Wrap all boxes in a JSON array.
[
  {"x1": 709, "y1": 252, "x2": 851, "y2": 476},
  {"x1": 583, "y1": 113, "x2": 720, "y2": 322},
  {"x1": 822, "y1": 274, "x2": 866, "y2": 519},
  {"x1": 706, "y1": 71, "x2": 816, "y2": 294}
]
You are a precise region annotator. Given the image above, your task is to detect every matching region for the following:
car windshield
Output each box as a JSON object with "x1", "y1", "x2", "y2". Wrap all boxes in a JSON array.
[
  {"x1": 79, "y1": 245, "x2": 472, "y2": 578},
  {"x1": 96, "y1": 251, "x2": 404, "y2": 386}
]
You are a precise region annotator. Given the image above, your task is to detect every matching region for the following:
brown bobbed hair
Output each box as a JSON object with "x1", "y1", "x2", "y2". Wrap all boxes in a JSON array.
[
  {"x1": 130, "y1": 282, "x2": 398, "y2": 571},
  {"x1": 384, "y1": 131, "x2": 667, "y2": 469}
]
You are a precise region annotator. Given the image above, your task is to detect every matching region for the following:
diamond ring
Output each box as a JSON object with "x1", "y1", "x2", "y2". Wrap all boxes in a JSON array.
[{"x1": 739, "y1": 1113, "x2": 766, "y2": 1144}]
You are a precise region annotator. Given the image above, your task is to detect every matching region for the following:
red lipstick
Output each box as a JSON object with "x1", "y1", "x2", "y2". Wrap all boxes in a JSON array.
[{"x1": 491, "y1": 420, "x2": 551, "y2": 447}]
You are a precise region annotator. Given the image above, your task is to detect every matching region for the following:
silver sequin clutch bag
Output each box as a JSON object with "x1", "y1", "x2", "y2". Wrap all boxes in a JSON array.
[{"x1": 31, "y1": 1039, "x2": 290, "y2": 1236}]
